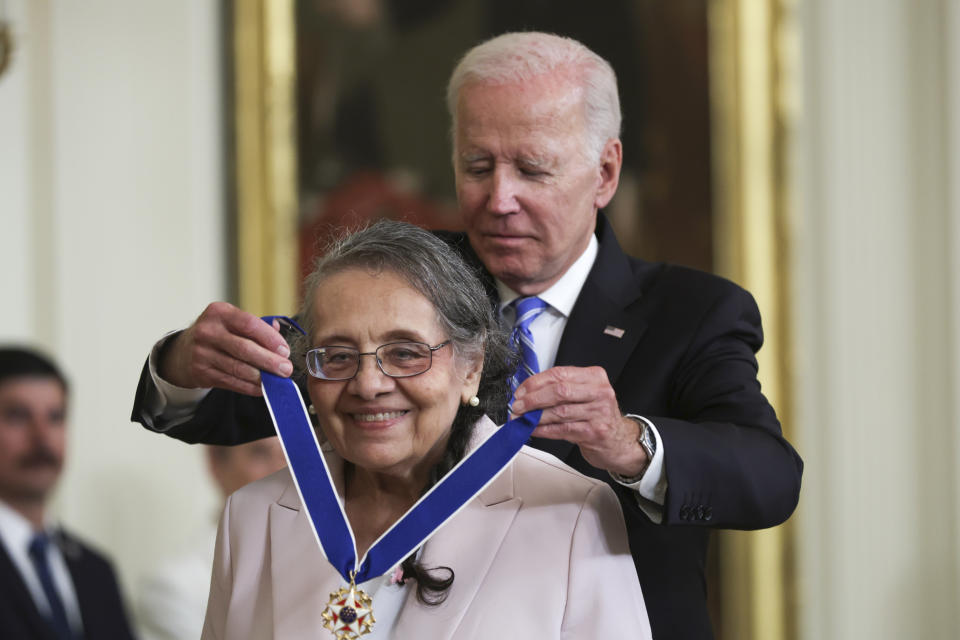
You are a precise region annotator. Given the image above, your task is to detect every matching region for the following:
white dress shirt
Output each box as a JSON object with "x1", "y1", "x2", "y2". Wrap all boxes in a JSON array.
[
  {"x1": 0, "y1": 500, "x2": 85, "y2": 635},
  {"x1": 497, "y1": 234, "x2": 668, "y2": 522},
  {"x1": 354, "y1": 568, "x2": 412, "y2": 638}
]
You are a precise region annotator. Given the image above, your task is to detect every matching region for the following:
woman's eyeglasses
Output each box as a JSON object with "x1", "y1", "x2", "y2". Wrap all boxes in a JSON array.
[{"x1": 305, "y1": 341, "x2": 450, "y2": 380}]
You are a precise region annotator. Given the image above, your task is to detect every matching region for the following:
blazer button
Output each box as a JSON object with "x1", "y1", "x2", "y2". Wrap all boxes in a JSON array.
[
  {"x1": 696, "y1": 506, "x2": 706, "y2": 521},
  {"x1": 703, "y1": 506, "x2": 713, "y2": 521},
  {"x1": 679, "y1": 506, "x2": 690, "y2": 520}
]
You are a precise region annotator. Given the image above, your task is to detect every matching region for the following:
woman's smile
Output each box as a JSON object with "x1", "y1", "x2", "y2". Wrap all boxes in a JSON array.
[
  {"x1": 350, "y1": 410, "x2": 408, "y2": 423},
  {"x1": 306, "y1": 268, "x2": 480, "y2": 480}
]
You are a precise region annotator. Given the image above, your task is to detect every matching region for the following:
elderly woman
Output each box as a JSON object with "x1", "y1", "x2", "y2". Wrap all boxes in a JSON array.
[{"x1": 201, "y1": 221, "x2": 652, "y2": 639}]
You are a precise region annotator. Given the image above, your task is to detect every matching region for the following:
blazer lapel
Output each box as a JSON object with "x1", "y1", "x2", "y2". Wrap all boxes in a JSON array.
[
  {"x1": 268, "y1": 420, "x2": 520, "y2": 639},
  {"x1": 269, "y1": 476, "x2": 342, "y2": 637},
  {"x1": 392, "y1": 457, "x2": 520, "y2": 640},
  {"x1": 534, "y1": 214, "x2": 648, "y2": 462}
]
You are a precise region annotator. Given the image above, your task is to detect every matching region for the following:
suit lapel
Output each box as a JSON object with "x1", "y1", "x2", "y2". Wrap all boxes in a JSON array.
[
  {"x1": 392, "y1": 458, "x2": 520, "y2": 639},
  {"x1": 0, "y1": 539, "x2": 55, "y2": 639},
  {"x1": 533, "y1": 215, "x2": 648, "y2": 462},
  {"x1": 269, "y1": 480, "x2": 341, "y2": 637},
  {"x1": 56, "y1": 530, "x2": 96, "y2": 629}
]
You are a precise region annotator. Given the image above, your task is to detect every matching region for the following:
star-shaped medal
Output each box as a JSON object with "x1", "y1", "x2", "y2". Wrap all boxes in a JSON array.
[{"x1": 321, "y1": 577, "x2": 375, "y2": 639}]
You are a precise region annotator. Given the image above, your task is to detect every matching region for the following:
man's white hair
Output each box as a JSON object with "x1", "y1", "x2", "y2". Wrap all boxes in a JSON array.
[{"x1": 446, "y1": 31, "x2": 622, "y2": 162}]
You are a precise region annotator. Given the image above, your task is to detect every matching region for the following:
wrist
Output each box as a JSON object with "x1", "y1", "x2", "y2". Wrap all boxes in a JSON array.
[
  {"x1": 157, "y1": 331, "x2": 191, "y2": 388},
  {"x1": 611, "y1": 416, "x2": 656, "y2": 483}
]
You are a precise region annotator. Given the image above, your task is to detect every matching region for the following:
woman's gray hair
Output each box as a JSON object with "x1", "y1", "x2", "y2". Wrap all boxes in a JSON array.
[
  {"x1": 446, "y1": 31, "x2": 622, "y2": 162},
  {"x1": 295, "y1": 220, "x2": 515, "y2": 605},
  {"x1": 295, "y1": 220, "x2": 513, "y2": 436}
]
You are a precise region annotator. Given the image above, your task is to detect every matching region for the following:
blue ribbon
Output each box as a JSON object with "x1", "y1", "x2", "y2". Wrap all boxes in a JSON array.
[{"x1": 260, "y1": 316, "x2": 540, "y2": 583}]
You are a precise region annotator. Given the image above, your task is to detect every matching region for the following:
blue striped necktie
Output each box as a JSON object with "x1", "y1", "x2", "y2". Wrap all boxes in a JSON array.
[
  {"x1": 509, "y1": 296, "x2": 548, "y2": 399},
  {"x1": 28, "y1": 532, "x2": 74, "y2": 640}
]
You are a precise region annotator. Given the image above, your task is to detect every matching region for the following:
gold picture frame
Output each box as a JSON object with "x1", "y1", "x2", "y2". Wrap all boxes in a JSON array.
[
  {"x1": 229, "y1": 2, "x2": 798, "y2": 637},
  {"x1": 230, "y1": 0, "x2": 298, "y2": 316},
  {"x1": 709, "y1": 0, "x2": 799, "y2": 638}
]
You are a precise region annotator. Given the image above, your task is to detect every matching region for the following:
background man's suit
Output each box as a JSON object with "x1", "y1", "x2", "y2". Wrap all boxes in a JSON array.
[
  {"x1": 0, "y1": 528, "x2": 137, "y2": 639},
  {"x1": 132, "y1": 215, "x2": 803, "y2": 640}
]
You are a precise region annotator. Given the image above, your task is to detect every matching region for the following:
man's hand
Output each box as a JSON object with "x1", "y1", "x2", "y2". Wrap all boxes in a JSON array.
[
  {"x1": 158, "y1": 302, "x2": 293, "y2": 396},
  {"x1": 511, "y1": 366, "x2": 648, "y2": 477}
]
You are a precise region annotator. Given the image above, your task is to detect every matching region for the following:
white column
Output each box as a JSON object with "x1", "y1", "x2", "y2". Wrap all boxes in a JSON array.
[{"x1": 795, "y1": 0, "x2": 960, "y2": 638}]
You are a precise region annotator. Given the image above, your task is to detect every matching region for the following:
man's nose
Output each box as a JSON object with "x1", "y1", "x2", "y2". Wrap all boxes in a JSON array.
[
  {"x1": 28, "y1": 416, "x2": 57, "y2": 445},
  {"x1": 487, "y1": 168, "x2": 521, "y2": 215}
]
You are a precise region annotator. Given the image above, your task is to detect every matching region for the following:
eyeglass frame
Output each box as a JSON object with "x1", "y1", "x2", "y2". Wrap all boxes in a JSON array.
[{"x1": 305, "y1": 340, "x2": 451, "y2": 381}]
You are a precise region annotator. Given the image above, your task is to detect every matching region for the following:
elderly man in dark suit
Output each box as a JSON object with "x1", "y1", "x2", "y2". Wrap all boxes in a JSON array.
[
  {"x1": 132, "y1": 32, "x2": 802, "y2": 640},
  {"x1": 0, "y1": 347, "x2": 136, "y2": 640}
]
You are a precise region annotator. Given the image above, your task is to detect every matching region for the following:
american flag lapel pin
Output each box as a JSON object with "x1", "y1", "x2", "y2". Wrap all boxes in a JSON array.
[{"x1": 603, "y1": 325, "x2": 625, "y2": 338}]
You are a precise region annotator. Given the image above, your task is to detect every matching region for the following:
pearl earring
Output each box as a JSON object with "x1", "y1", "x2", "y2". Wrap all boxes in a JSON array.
[
  {"x1": 468, "y1": 396, "x2": 480, "y2": 407},
  {"x1": 308, "y1": 404, "x2": 316, "y2": 415}
]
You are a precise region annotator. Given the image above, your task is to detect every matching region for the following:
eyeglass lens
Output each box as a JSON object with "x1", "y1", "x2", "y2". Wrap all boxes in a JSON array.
[{"x1": 309, "y1": 342, "x2": 434, "y2": 379}]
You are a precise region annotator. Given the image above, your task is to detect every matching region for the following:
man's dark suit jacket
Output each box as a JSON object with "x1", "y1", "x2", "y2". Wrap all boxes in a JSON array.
[
  {"x1": 0, "y1": 528, "x2": 137, "y2": 639},
  {"x1": 131, "y1": 214, "x2": 802, "y2": 640}
]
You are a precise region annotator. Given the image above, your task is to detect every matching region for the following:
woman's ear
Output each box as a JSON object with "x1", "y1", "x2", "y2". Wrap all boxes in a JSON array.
[{"x1": 460, "y1": 354, "x2": 483, "y2": 405}]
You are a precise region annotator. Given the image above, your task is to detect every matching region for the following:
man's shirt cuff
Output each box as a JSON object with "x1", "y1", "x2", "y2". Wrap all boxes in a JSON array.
[
  {"x1": 610, "y1": 415, "x2": 667, "y2": 523},
  {"x1": 141, "y1": 331, "x2": 211, "y2": 431}
]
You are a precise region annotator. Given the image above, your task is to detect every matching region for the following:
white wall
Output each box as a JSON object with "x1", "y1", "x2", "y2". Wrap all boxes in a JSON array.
[
  {"x1": 795, "y1": 0, "x2": 960, "y2": 638},
  {"x1": 0, "y1": 0, "x2": 225, "y2": 624}
]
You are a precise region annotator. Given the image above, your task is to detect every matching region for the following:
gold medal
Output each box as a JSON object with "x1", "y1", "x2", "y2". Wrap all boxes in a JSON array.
[{"x1": 321, "y1": 572, "x2": 375, "y2": 639}]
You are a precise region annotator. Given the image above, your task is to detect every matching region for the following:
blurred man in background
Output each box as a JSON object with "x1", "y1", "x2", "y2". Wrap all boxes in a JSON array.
[
  {"x1": 138, "y1": 438, "x2": 286, "y2": 640},
  {"x1": 0, "y1": 347, "x2": 136, "y2": 640}
]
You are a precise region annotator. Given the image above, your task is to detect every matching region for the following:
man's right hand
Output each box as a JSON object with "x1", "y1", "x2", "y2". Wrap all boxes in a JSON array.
[{"x1": 158, "y1": 302, "x2": 294, "y2": 396}]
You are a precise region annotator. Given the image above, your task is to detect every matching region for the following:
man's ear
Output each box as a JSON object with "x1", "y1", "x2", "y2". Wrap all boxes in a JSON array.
[{"x1": 594, "y1": 138, "x2": 623, "y2": 209}]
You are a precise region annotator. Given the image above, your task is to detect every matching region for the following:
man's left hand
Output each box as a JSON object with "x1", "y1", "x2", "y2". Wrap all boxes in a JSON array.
[{"x1": 511, "y1": 366, "x2": 648, "y2": 477}]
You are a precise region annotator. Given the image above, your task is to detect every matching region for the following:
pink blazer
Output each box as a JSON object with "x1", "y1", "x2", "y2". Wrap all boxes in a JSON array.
[{"x1": 202, "y1": 419, "x2": 653, "y2": 639}]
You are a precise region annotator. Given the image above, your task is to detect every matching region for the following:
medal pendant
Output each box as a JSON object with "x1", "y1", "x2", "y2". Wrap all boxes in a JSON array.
[{"x1": 322, "y1": 573, "x2": 375, "y2": 639}]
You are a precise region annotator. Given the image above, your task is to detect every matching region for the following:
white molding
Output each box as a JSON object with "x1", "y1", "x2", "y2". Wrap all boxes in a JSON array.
[
  {"x1": 946, "y1": 2, "x2": 960, "y2": 631},
  {"x1": 796, "y1": 1, "x2": 960, "y2": 637},
  {"x1": 2, "y1": 0, "x2": 227, "y2": 610}
]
